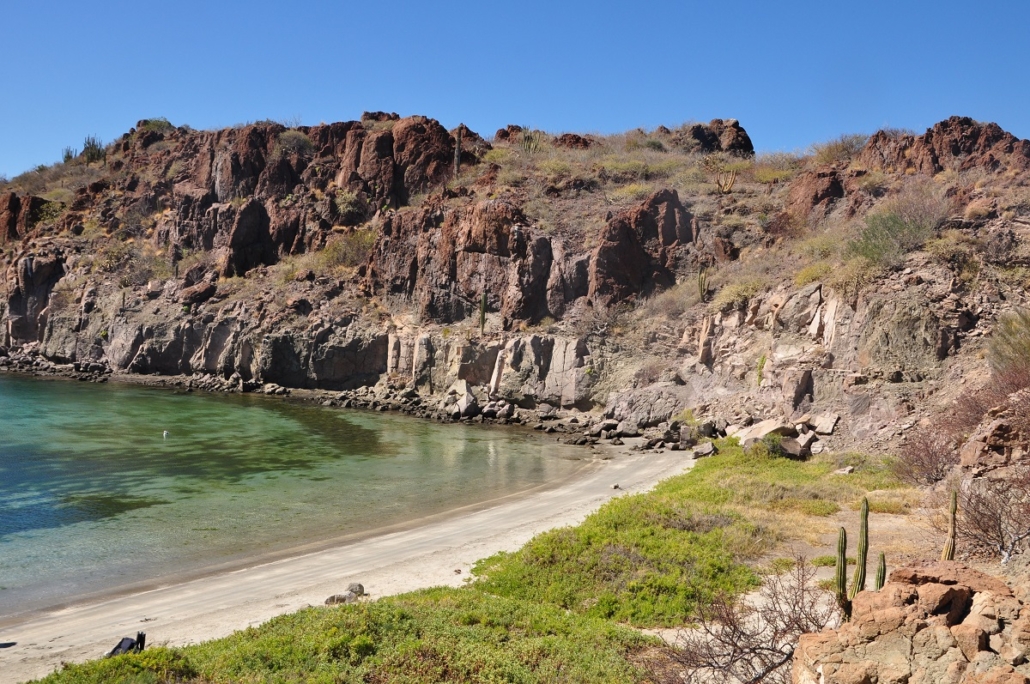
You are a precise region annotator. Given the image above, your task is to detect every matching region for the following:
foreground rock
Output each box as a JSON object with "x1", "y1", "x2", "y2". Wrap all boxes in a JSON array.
[{"x1": 793, "y1": 561, "x2": 1030, "y2": 684}]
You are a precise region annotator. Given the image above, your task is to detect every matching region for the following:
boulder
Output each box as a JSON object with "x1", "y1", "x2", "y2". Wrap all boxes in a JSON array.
[
  {"x1": 793, "y1": 562, "x2": 1028, "y2": 684},
  {"x1": 732, "y1": 419, "x2": 796, "y2": 444},
  {"x1": 692, "y1": 441, "x2": 717, "y2": 458},
  {"x1": 810, "y1": 412, "x2": 840, "y2": 435},
  {"x1": 346, "y1": 583, "x2": 365, "y2": 596},
  {"x1": 605, "y1": 382, "x2": 695, "y2": 428}
]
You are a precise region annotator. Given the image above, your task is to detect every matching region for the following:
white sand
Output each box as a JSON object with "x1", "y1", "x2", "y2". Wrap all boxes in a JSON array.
[{"x1": 0, "y1": 443, "x2": 692, "y2": 683}]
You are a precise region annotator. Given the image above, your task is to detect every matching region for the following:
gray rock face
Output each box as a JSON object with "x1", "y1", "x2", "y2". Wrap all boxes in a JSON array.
[{"x1": 605, "y1": 382, "x2": 695, "y2": 428}]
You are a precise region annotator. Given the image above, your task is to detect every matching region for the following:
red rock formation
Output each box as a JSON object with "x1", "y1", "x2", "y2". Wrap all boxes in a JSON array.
[
  {"x1": 859, "y1": 116, "x2": 1030, "y2": 175},
  {"x1": 794, "y1": 562, "x2": 1030, "y2": 684}
]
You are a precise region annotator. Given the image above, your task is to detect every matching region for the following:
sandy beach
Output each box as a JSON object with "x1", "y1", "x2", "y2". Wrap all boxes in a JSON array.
[{"x1": 0, "y1": 441, "x2": 692, "y2": 683}]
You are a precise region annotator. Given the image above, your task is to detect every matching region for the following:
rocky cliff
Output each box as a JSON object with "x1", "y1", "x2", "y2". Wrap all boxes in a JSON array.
[{"x1": 2, "y1": 114, "x2": 1030, "y2": 452}]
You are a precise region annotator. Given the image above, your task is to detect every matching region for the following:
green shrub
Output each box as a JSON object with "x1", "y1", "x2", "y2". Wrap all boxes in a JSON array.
[
  {"x1": 810, "y1": 134, "x2": 868, "y2": 165},
  {"x1": 848, "y1": 183, "x2": 948, "y2": 268},
  {"x1": 37, "y1": 590, "x2": 650, "y2": 684},
  {"x1": 710, "y1": 278, "x2": 764, "y2": 311},
  {"x1": 272, "y1": 130, "x2": 314, "y2": 159},
  {"x1": 333, "y1": 190, "x2": 365, "y2": 225},
  {"x1": 795, "y1": 261, "x2": 832, "y2": 286},
  {"x1": 320, "y1": 229, "x2": 377, "y2": 270},
  {"x1": 988, "y1": 309, "x2": 1030, "y2": 382},
  {"x1": 138, "y1": 117, "x2": 175, "y2": 134},
  {"x1": 610, "y1": 183, "x2": 654, "y2": 202},
  {"x1": 849, "y1": 212, "x2": 928, "y2": 268}
]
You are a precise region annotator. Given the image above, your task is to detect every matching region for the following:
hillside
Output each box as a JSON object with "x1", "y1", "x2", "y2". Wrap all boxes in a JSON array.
[
  {"x1": 7, "y1": 111, "x2": 1030, "y2": 683},
  {"x1": 2, "y1": 113, "x2": 1030, "y2": 457}
]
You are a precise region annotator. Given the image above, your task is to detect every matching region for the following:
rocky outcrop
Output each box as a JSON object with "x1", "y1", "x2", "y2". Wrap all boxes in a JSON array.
[
  {"x1": 588, "y1": 189, "x2": 691, "y2": 308},
  {"x1": 958, "y1": 390, "x2": 1030, "y2": 474},
  {"x1": 5, "y1": 251, "x2": 65, "y2": 344},
  {"x1": 859, "y1": 116, "x2": 1030, "y2": 176},
  {"x1": 793, "y1": 562, "x2": 1030, "y2": 684},
  {"x1": 670, "y1": 119, "x2": 755, "y2": 156},
  {"x1": 366, "y1": 189, "x2": 694, "y2": 325},
  {"x1": 787, "y1": 168, "x2": 845, "y2": 220}
]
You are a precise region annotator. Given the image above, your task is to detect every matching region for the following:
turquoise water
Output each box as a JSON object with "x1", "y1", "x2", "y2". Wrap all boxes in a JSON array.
[{"x1": 0, "y1": 374, "x2": 583, "y2": 616}]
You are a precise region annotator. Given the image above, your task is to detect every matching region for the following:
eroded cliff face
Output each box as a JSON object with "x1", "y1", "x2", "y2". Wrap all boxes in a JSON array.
[{"x1": 2, "y1": 114, "x2": 1030, "y2": 451}]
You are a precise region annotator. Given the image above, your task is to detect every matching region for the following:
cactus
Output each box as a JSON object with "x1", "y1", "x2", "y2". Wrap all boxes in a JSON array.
[
  {"x1": 848, "y1": 497, "x2": 869, "y2": 600},
  {"x1": 836, "y1": 497, "x2": 882, "y2": 619},
  {"x1": 941, "y1": 490, "x2": 957, "y2": 561},
  {"x1": 479, "y1": 291, "x2": 487, "y2": 337},
  {"x1": 454, "y1": 126, "x2": 463, "y2": 179},
  {"x1": 835, "y1": 527, "x2": 851, "y2": 619},
  {"x1": 697, "y1": 268, "x2": 709, "y2": 303}
]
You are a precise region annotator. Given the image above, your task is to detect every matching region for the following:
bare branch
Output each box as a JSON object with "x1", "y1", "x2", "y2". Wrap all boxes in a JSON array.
[{"x1": 657, "y1": 556, "x2": 839, "y2": 684}]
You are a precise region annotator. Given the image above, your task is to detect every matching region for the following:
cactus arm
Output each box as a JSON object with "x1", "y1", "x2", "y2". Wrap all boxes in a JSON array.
[{"x1": 875, "y1": 552, "x2": 886, "y2": 591}]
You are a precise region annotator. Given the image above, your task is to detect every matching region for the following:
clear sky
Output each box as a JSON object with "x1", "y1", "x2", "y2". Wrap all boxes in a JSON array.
[{"x1": 2, "y1": 0, "x2": 1027, "y2": 178}]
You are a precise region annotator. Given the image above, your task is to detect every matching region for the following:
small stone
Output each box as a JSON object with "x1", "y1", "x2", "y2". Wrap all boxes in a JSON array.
[
  {"x1": 833, "y1": 466, "x2": 855, "y2": 475},
  {"x1": 325, "y1": 591, "x2": 358, "y2": 605},
  {"x1": 346, "y1": 583, "x2": 365, "y2": 596}
]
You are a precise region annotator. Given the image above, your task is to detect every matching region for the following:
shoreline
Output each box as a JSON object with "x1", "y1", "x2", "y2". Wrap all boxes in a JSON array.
[{"x1": 0, "y1": 438, "x2": 694, "y2": 683}]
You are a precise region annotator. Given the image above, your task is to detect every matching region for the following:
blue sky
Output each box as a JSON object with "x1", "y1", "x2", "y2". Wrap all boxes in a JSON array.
[{"x1": 2, "y1": 0, "x2": 1027, "y2": 178}]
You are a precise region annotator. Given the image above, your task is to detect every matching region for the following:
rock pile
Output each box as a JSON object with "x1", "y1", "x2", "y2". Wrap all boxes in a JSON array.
[{"x1": 793, "y1": 561, "x2": 1030, "y2": 684}]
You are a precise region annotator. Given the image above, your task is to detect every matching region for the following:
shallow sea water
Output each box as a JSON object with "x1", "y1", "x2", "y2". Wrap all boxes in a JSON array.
[{"x1": 0, "y1": 374, "x2": 583, "y2": 615}]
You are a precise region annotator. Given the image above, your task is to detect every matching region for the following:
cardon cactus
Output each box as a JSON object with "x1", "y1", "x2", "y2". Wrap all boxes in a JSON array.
[
  {"x1": 941, "y1": 490, "x2": 957, "y2": 561},
  {"x1": 836, "y1": 497, "x2": 883, "y2": 620},
  {"x1": 848, "y1": 498, "x2": 869, "y2": 600},
  {"x1": 835, "y1": 527, "x2": 850, "y2": 618}
]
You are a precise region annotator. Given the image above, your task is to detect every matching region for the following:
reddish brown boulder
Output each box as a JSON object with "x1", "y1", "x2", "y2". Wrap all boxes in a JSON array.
[
  {"x1": 787, "y1": 168, "x2": 845, "y2": 220},
  {"x1": 361, "y1": 111, "x2": 399, "y2": 122},
  {"x1": 180, "y1": 281, "x2": 216, "y2": 306},
  {"x1": 552, "y1": 133, "x2": 592, "y2": 149},
  {"x1": 0, "y1": 192, "x2": 20, "y2": 242},
  {"x1": 858, "y1": 117, "x2": 1030, "y2": 176},
  {"x1": 494, "y1": 125, "x2": 523, "y2": 141}
]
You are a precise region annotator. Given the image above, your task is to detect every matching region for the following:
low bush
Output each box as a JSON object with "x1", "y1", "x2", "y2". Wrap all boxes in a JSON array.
[
  {"x1": 272, "y1": 130, "x2": 314, "y2": 160},
  {"x1": 795, "y1": 261, "x2": 832, "y2": 287},
  {"x1": 610, "y1": 183, "x2": 654, "y2": 202},
  {"x1": 810, "y1": 134, "x2": 868, "y2": 165},
  {"x1": 138, "y1": 117, "x2": 175, "y2": 134},
  {"x1": 473, "y1": 441, "x2": 899, "y2": 628},
  {"x1": 709, "y1": 279, "x2": 764, "y2": 312},
  {"x1": 987, "y1": 308, "x2": 1030, "y2": 382},
  {"x1": 320, "y1": 229, "x2": 377, "y2": 270},
  {"x1": 36, "y1": 589, "x2": 650, "y2": 683},
  {"x1": 892, "y1": 427, "x2": 959, "y2": 486}
]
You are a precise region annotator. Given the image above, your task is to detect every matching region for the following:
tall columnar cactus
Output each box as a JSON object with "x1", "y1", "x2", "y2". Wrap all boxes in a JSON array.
[
  {"x1": 835, "y1": 527, "x2": 850, "y2": 618},
  {"x1": 697, "y1": 268, "x2": 709, "y2": 303},
  {"x1": 848, "y1": 498, "x2": 869, "y2": 600},
  {"x1": 942, "y1": 490, "x2": 958, "y2": 561},
  {"x1": 836, "y1": 497, "x2": 881, "y2": 620}
]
